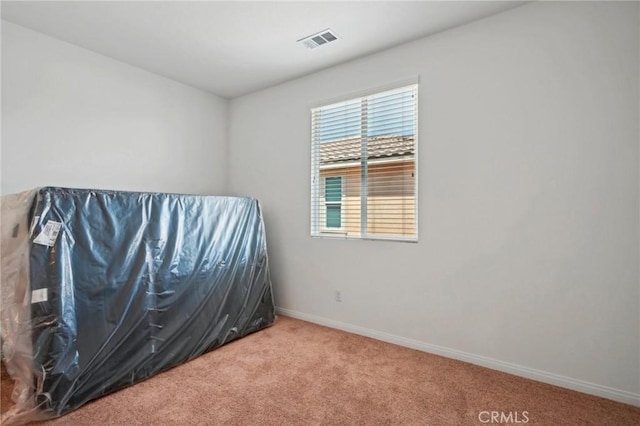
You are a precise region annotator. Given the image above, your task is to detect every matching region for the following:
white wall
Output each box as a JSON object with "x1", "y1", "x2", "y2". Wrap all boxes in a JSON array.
[
  {"x1": 1, "y1": 20, "x2": 228, "y2": 195},
  {"x1": 229, "y1": 1, "x2": 639, "y2": 404}
]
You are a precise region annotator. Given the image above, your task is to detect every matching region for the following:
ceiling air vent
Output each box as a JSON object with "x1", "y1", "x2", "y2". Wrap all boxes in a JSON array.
[{"x1": 297, "y1": 29, "x2": 339, "y2": 49}]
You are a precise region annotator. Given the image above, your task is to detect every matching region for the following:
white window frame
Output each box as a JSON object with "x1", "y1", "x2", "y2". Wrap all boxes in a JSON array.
[{"x1": 310, "y1": 79, "x2": 419, "y2": 242}]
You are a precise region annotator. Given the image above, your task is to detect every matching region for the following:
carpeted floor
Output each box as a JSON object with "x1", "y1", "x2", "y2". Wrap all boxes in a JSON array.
[{"x1": 2, "y1": 316, "x2": 639, "y2": 425}]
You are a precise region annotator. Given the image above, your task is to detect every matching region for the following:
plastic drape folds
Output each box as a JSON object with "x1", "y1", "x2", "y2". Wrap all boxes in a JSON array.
[{"x1": 1, "y1": 187, "x2": 275, "y2": 425}]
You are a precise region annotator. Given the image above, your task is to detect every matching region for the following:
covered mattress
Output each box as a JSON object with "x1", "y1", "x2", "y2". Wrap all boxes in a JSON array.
[{"x1": 1, "y1": 187, "x2": 275, "y2": 424}]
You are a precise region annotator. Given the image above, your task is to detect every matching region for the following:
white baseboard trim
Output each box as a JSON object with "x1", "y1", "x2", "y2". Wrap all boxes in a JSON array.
[{"x1": 275, "y1": 307, "x2": 640, "y2": 407}]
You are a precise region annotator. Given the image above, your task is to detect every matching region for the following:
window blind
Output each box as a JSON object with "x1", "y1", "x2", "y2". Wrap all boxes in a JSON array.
[{"x1": 311, "y1": 84, "x2": 418, "y2": 241}]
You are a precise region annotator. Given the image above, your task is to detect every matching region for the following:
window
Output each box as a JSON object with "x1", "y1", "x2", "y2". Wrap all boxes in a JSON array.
[
  {"x1": 311, "y1": 84, "x2": 418, "y2": 241},
  {"x1": 324, "y1": 176, "x2": 343, "y2": 229}
]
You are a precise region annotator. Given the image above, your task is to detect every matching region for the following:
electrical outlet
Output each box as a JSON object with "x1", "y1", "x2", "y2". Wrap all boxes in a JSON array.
[{"x1": 335, "y1": 290, "x2": 342, "y2": 302}]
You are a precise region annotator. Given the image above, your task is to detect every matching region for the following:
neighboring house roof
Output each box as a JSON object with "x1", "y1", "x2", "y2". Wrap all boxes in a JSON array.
[{"x1": 320, "y1": 135, "x2": 414, "y2": 165}]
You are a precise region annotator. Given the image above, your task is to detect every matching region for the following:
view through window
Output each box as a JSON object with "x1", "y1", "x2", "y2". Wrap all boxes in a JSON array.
[{"x1": 310, "y1": 84, "x2": 418, "y2": 241}]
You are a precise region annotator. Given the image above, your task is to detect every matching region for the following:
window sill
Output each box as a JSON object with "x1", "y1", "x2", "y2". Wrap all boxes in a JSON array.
[{"x1": 311, "y1": 233, "x2": 418, "y2": 243}]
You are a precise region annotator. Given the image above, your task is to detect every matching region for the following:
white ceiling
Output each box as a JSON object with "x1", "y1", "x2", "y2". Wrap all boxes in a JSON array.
[{"x1": 1, "y1": 1, "x2": 527, "y2": 99}]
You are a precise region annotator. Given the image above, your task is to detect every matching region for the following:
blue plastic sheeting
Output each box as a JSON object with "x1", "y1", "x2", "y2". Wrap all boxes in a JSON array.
[{"x1": 2, "y1": 187, "x2": 275, "y2": 424}]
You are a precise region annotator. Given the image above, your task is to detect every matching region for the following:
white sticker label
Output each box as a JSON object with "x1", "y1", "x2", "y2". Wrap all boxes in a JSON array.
[
  {"x1": 29, "y1": 215, "x2": 40, "y2": 237},
  {"x1": 33, "y1": 220, "x2": 62, "y2": 247},
  {"x1": 31, "y1": 288, "x2": 48, "y2": 304}
]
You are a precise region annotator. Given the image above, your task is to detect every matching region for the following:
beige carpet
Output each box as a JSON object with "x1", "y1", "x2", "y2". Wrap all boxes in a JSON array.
[{"x1": 2, "y1": 316, "x2": 639, "y2": 425}]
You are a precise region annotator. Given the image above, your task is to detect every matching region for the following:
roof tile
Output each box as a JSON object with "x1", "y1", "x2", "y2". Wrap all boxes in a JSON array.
[{"x1": 320, "y1": 135, "x2": 415, "y2": 164}]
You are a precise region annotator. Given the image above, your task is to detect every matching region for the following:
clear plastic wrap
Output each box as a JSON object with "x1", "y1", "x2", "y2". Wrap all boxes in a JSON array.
[{"x1": 1, "y1": 187, "x2": 275, "y2": 425}]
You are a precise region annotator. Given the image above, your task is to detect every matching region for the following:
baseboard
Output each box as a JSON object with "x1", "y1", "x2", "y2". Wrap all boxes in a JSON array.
[{"x1": 276, "y1": 307, "x2": 640, "y2": 407}]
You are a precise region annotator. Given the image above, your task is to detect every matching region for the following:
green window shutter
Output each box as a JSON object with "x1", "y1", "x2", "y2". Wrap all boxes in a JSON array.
[
  {"x1": 326, "y1": 204, "x2": 341, "y2": 228},
  {"x1": 325, "y1": 177, "x2": 342, "y2": 202},
  {"x1": 325, "y1": 176, "x2": 342, "y2": 228}
]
